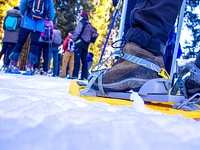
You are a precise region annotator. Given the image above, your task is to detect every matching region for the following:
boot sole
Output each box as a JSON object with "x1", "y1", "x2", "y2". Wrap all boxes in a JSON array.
[{"x1": 94, "y1": 78, "x2": 149, "y2": 92}]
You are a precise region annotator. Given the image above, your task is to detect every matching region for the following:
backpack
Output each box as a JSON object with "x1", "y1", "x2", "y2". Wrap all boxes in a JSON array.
[
  {"x1": 28, "y1": 0, "x2": 48, "y2": 20},
  {"x1": 52, "y1": 29, "x2": 62, "y2": 45},
  {"x1": 81, "y1": 23, "x2": 99, "y2": 44},
  {"x1": 68, "y1": 39, "x2": 75, "y2": 52},
  {"x1": 4, "y1": 16, "x2": 18, "y2": 31},
  {"x1": 41, "y1": 22, "x2": 53, "y2": 41}
]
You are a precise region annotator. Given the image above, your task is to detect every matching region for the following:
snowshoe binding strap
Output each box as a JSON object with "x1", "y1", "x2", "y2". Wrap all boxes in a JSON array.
[
  {"x1": 97, "y1": 72, "x2": 107, "y2": 96},
  {"x1": 80, "y1": 69, "x2": 108, "y2": 96},
  {"x1": 173, "y1": 93, "x2": 200, "y2": 111},
  {"x1": 120, "y1": 51, "x2": 170, "y2": 79},
  {"x1": 0, "y1": 65, "x2": 4, "y2": 71}
]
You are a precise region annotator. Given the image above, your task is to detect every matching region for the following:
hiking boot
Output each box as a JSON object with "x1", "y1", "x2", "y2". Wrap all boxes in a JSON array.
[
  {"x1": 23, "y1": 62, "x2": 34, "y2": 75},
  {"x1": 34, "y1": 68, "x2": 40, "y2": 75},
  {"x1": 185, "y1": 63, "x2": 200, "y2": 96},
  {"x1": 3, "y1": 65, "x2": 9, "y2": 71},
  {"x1": 5, "y1": 61, "x2": 20, "y2": 74},
  {"x1": 94, "y1": 42, "x2": 164, "y2": 92},
  {"x1": 67, "y1": 76, "x2": 77, "y2": 80},
  {"x1": 42, "y1": 72, "x2": 48, "y2": 76}
]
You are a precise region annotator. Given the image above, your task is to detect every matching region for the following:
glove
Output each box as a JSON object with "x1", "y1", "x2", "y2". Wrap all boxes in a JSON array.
[
  {"x1": 112, "y1": 0, "x2": 118, "y2": 7},
  {"x1": 58, "y1": 44, "x2": 64, "y2": 54}
]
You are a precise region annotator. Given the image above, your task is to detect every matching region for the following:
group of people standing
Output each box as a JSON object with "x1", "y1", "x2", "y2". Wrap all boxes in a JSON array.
[
  {"x1": 0, "y1": 0, "x2": 94, "y2": 80},
  {"x1": 0, "y1": 0, "x2": 200, "y2": 97}
]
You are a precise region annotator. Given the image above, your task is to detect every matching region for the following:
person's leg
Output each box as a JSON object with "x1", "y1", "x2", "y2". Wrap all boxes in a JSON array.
[
  {"x1": 9, "y1": 28, "x2": 31, "y2": 63},
  {"x1": 49, "y1": 46, "x2": 53, "y2": 73},
  {"x1": 52, "y1": 46, "x2": 58, "y2": 76},
  {"x1": 73, "y1": 48, "x2": 82, "y2": 78},
  {"x1": 60, "y1": 52, "x2": 70, "y2": 78},
  {"x1": 126, "y1": 0, "x2": 183, "y2": 56},
  {"x1": 97, "y1": 0, "x2": 184, "y2": 92},
  {"x1": 4, "y1": 43, "x2": 16, "y2": 66},
  {"x1": 0, "y1": 42, "x2": 9, "y2": 60},
  {"x1": 0, "y1": 42, "x2": 9, "y2": 65},
  {"x1": 27, "y1": 31, "x2": 41, "y2": 64},
  {"x1": 24, "y1": 31, "x2": 41, "y2": 74},
  {"x1": 57, "y1": 54, "x2": 62, "y2": 76},
  {"x1": 123, "y1": 0, "x2": 137, "y2": 36},
  {"x1": 5, "y1": 28, "x2": 31, "y2": 73},
  {"x1": 42, "y1": 43, "x2": 50, "y2": 72},
  {"x1": 33, "y1": 43, "x2": 42, "y2": 69},
  {"x1": 80, "y1": 49, "x2": 88, "y2": 79},
  {"x1": 68, "y1": 53, "x2": 74, "y2": 77}
]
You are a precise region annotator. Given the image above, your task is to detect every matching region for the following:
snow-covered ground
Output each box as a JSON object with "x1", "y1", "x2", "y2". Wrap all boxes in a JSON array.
[{"x1": 0, "y1": 61, "x2": 200, "y2": 150}]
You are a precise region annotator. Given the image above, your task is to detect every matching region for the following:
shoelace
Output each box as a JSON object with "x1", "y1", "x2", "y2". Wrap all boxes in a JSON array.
[
  {"x1": 92, "y1": 39, "x2": 127, "y2": 72},
  {"x1": 111, "y1": 39, "x2": 127, "y2": 49}
]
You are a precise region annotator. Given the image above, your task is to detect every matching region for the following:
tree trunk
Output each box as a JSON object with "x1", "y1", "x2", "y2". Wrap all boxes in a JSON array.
[{"x1": 19, "y1": 34, "x2": 31, "y2": 70}]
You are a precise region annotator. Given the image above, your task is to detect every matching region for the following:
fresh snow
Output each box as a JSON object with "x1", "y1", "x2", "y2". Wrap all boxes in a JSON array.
[{"x1": 0, "y1": 61, "x2": 200, "y2": 150}]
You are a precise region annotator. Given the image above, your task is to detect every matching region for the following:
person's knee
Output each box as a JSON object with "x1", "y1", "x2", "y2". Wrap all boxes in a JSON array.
[
  {"x1": 30, "y1": 41, "x2": 39, "y2": 46},
  {"x1": 17, "y1": 40, "x2": 25, "y2": 46},
  {"x1": 82, "y1": 59, "x2": 88, "y2": 66}
]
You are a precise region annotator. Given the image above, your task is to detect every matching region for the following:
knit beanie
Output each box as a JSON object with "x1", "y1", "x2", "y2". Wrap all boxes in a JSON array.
[{"x1": 81, "y1": 12, "x2": 88, "y2": 18}]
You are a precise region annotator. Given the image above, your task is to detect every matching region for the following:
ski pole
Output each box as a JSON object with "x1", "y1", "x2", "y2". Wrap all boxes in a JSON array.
[
  {"x1": 0, "y1": 65, "x2": 4, "y2": 71},
  {"x1": 170, "y1": 0, "x2": 186, "y2": 78},
  {"x1": 118, "y1": 0, "x2": 128, "y2": 43},
  {"x1": 98, "y1": 0, "x2": 122, "y2": 63},
  {"x1": 47, "y1": 25, "x2": 51, "y2": 75}
]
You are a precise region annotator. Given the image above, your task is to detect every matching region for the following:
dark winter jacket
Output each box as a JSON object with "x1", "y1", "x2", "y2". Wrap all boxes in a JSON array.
[
  {"x1": 72, "y1": 17, "x2": 89, "y2": 50},
  {"x1": 72, "y1": 17, "x2": 89, "y2": 42},
  {"x1": 2, "y1": 9, "x2": 22, "y2": 43},
  {"x1": 112, "y1": 0, "x2": 118, "y2": 7}
]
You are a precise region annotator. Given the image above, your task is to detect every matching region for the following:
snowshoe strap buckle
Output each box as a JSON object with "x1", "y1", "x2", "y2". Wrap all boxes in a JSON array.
[{"x1": 158, "y1": 68, "x2": 170, "y2": 79}]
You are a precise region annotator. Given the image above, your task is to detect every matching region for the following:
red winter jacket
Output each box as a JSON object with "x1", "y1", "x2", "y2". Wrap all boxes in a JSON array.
[{"x1": 63, "y1": 34, "x2": 73, "y2": 53}]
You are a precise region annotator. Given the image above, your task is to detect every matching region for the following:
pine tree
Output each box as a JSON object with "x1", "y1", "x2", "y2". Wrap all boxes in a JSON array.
[
  {"x1": 54, "y1": 0, "x2": 114, "y2": 66},
  {"x1": 184, "y1": 0, "x2": 200, "y2": 55},
  {"x1": 53, "y1": 0, "x2": 94, "y2": 39}
]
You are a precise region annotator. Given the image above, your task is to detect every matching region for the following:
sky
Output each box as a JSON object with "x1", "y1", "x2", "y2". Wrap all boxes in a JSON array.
[
  {"x1": 179, "y1": 6, "x2": 200, "y2": 54},
  {"x1": 0, "y1": 61, "x2": 200, "y2": 150}
]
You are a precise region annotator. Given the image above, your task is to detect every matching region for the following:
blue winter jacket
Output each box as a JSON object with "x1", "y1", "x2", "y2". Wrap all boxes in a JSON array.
[{"x1": 20, "y1": 0, "x2": 55, "y2": 32}]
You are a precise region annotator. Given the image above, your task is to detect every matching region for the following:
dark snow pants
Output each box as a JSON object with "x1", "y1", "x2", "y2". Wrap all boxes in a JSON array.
[
  {"x1": 126, "y1": 0, "x2": 183, "y2": 56},
  {"x1": 9, "y1": 27, "x2": 41, "y2": 64},
  {"x1": 0, "y1": 42, "x2": 16, "y2": 66},
  {"x1": 123, "y1": 0, "x2": 137, "y2": 36},
  {"x1": 73, "y1": 47, "x2": 88, "y2": 79}
]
